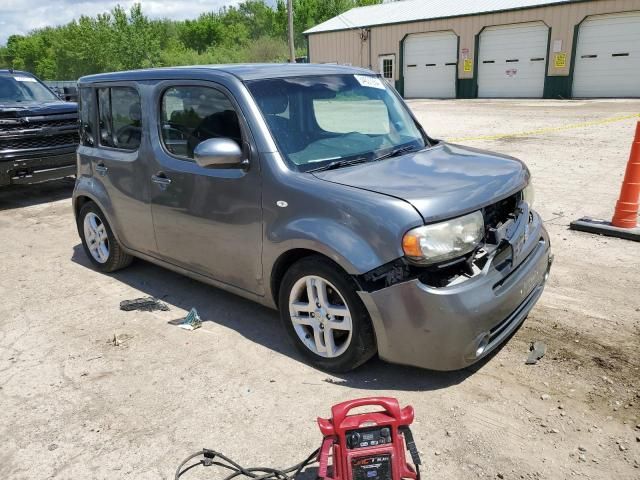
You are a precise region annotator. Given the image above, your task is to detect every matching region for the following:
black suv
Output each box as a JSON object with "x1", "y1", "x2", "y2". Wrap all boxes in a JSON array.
[{"x1": 0, "y1": 70, "x2": 78, "y2": 187}]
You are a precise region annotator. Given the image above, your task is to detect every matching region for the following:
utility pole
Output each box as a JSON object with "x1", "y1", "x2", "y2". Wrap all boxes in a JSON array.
[{"x1": 287, "y1": 0, "x2": 295, "y2": 63}]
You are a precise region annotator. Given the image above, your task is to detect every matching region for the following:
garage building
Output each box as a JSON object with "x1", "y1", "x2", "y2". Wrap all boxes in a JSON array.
[{"x1": 304, "y1": 0, "x2": 640, "y2": 98}]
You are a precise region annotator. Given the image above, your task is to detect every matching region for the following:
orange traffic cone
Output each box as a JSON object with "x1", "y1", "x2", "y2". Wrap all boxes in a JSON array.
[{"x1": 611, "y1": 122, "x2": 640, "y2": 228}]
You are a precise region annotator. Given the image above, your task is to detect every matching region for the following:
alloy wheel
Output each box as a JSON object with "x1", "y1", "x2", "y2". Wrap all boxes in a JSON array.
[
  {"x1": 288, "y1": 275, "x2": 353, "y2": 358},
  {"x1": 83, "y1": 212, "x2": 110, "y2": 264}
]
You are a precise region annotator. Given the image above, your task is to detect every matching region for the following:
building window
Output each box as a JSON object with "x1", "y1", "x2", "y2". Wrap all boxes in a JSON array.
[
  {"x1": 97, "y1": 86, "x2": 141, "y2": 150},
  {"x1": 382, "y1": 59, "x2": 393, "y2": 79},
  {"x1": 160, "y1": 86, "x2": 242, "y2": 161}
]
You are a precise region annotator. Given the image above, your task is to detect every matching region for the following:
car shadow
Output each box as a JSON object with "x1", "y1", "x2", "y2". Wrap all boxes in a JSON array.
[
  {"x1": 0, "y1": 177, "x2": 74, "y2": 211},
  {"x1": 71, "y1": 244, "x2": 500, "y2": 392}
]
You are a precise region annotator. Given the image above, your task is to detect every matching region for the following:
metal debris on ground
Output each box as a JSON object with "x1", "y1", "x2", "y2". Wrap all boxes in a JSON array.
[
  {"x1": 179, "y1": 308, "x2": 202, "y2": 331},
  {"x1": 526, "y1": 341, "x2": 547, "y2": 365},
  {"x1": 119, "y1": 296, "x2": 169, "y2": 312}
]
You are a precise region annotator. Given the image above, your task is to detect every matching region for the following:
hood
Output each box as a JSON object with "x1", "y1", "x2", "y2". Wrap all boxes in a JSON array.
[
  {"x1": 312, "y1": 143, "x2": 529, "y2": 223},
  {"x1": 0, "y1": 101, "x2": 77, "y2": 118}
]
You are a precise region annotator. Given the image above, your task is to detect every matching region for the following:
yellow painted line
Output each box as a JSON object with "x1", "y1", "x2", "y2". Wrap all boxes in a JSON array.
[{"x1": 448, "y1": 113, "x2": 640, "y2": 142}]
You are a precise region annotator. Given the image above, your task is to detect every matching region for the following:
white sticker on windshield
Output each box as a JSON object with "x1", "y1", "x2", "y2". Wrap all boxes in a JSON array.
[
  {"x1": 354, "y1": 75, "x2": 385, "y2": 90},
  {"x1": 14, "y1": 76, "x2": 37, "y2": 82}
]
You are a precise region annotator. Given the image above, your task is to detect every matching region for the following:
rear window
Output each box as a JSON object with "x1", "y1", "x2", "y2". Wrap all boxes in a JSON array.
[
  {"x1": 78, "y1": 88, "x2": 96, "y2": 147},
  {"x1": 97, "y1": 86, "x2": 141, "y2": 150}
]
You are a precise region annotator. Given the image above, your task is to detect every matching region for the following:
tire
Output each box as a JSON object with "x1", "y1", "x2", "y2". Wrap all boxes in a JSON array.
[
  {"x1": 279, "y1": 256, "x2": 376, "y2": 372},
  {"x1": 77, "y1": 202, "x2": 133, "y2": 273}
]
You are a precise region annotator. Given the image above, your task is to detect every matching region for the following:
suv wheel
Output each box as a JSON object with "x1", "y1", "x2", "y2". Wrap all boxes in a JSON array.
[
  {"x1": 78, "y1": 202, "x2": 133, "y2": 272},
  {"x1": 279, "y1": 256, "x2": 376, "y2": 372}
]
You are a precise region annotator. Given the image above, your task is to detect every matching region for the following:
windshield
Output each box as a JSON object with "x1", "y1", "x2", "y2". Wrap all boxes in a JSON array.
[
  {"x1": 247, "y1": 74, "x2": 427, "y2": 171},
  {"x1": 0, "y1": 74, "x2": 59, "y2": 104}
]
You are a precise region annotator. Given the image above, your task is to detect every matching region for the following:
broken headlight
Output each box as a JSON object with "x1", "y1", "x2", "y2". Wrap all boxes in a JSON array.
[
  {"x1": 522, "y1": 182, "x2": 535, "y2": 207},
  {"x1": 402, "y1": 211, "x2": 484, "y2": 265}
]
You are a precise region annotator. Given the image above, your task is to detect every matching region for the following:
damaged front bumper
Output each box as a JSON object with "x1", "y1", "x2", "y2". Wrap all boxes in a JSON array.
[{"x1": 357, "y1": 209, "x2": 552, "y2": 371}]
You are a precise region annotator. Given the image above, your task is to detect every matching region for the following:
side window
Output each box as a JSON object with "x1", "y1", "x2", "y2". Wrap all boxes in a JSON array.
[
  {"x1": 78, "y1": 87, "x2": 95, "y2": 147},
  {"x1": 160, "y1": 86, "x2": 242, "y2": 161},
  {"x1": 97, "y1": 86, "x2": 141, "y2": 150},
  {"x1": 98, "y1": 88, "x2": 113, "y2": 147}
]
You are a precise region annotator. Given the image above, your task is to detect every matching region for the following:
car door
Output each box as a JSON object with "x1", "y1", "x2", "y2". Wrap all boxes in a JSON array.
[
  {"x1": 80, "y1": 84, "x2": 156, "y2": 255},
  {"x1": 148, "y1": 81, "x2": 263, "y2": 295}
]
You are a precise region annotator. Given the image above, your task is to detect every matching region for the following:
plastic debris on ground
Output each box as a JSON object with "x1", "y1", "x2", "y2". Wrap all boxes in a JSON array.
[
  {"x1": 120, "y1": 296, "x2": 169, "y2": 312},
  {"x1": 526, "y1": 341, "x2": 547, "y2": 365},
  {"x1": 178, "y1": 308, "x2": 202, "y2": 331}
]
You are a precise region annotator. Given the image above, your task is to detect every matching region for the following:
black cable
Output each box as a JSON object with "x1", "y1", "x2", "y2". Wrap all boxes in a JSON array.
[
  {"x1": 175, "y1": 447, "x2": 320, "y2": 480},
  {"x1": 399, "y1": 426, "x2": 422, "y2": 480},
  {"x1": 175, "y1": 431, "x2": 422, "y2": 480}
]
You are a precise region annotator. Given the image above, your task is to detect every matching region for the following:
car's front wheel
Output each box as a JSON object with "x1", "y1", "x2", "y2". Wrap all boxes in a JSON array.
[
  {"x1": 77, "y1": 202, "x2": 133, "y2": 272},
  {"x1": 279, "y1": 256, "x2": 376, "y2": 372}
]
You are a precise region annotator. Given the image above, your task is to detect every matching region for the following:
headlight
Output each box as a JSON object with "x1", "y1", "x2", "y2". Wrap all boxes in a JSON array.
[
  {"x1": 522, "y1": 182, "x2": 535, "y2": 207},
  {"x1": 402, "y1": 211, "x2": 484, "y2": 265}
]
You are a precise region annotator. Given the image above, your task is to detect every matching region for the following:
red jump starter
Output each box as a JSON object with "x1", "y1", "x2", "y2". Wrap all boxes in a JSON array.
[{"x1": 317, "y1": 397, "x2": 422, "y2": 480}]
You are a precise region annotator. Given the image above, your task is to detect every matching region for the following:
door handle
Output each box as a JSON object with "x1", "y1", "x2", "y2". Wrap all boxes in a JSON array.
[
  {"x1": 151, "y1": 172, "x2": 172, "y2": 189},
  {"x1": 95, "y1": 163, "x2": 108, "y2": 176}
]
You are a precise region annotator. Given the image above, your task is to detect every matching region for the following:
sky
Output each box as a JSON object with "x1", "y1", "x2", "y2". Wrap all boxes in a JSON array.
[{"x1": 0, "y1": 0, "x2": 261, "y2": 45}]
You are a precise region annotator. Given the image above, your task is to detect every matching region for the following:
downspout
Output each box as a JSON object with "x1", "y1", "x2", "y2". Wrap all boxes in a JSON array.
[
  {"x1": 368, "y1": 28, "x2": 372, "y2": 69},
  {"x1": 305, "y1": 34, "x2": 310, "y2": 63}
]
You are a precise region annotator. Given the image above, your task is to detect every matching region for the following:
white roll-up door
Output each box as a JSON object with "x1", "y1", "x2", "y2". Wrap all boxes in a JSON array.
[
  {"x1": 403, "y1": 31, "x2": 457, "y2": 98},
  {"x1": 573, "y1": 12, "x2": 640, "y2": 98},
  {"x1": 478, "y1": 22, "x2": 548, "y2": 98}
]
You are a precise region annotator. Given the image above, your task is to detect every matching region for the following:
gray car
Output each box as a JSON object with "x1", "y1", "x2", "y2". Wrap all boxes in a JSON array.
[{"x1": 73, "y1": 64, "x2": 552, "y2": 372}]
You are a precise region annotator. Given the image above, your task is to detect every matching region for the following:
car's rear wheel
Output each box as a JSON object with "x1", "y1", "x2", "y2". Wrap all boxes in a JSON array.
[
  {"x1": 78, "y1": 202, "x2": 133, "y2": 272},
  {"x1": 279, "y1": 256, "x2": 376, "y2": 372}
]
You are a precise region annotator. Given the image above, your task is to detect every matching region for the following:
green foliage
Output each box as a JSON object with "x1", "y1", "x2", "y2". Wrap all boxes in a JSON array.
[
  {"x1": 276, "y1": 0, "x2": 382, "y2": 45},
  {"x1": 0, "y1": 1, "x2": 381, "y2": 80}
]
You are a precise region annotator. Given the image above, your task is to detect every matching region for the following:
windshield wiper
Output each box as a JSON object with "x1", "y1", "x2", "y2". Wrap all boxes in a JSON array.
[
  {"x1": 373, "y1": 144, "x2": 417, "y2": 162},
  {"x1": 306, "y1": 157, "x2": 367, "y2": 173},
  {"x1": 306, "y1": 144, "x2": 419, "y2": 173}
]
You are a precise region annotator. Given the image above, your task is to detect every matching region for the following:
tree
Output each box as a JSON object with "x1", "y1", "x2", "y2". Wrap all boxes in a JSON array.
[
  {"x1": 0, "y1": 1, "x2": 383, "y2": 79},
  {"x1": 177, "y1": 13, "x2": 223, "y2": 53},
  {"x1": 275, "y1": 0, "x2": 381, "y2": 47}
]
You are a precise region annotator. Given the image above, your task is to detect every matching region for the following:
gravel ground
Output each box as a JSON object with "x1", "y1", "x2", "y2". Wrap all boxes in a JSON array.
[{"x1": 1, "y1": 99, "x2": 639, "y2": 480}]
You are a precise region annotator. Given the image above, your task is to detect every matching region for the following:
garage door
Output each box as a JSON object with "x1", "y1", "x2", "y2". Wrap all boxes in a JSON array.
[
  {"x1": 403, "y1": 31, "x2": 457, "y2": 98},
  {"x1": 573, "y1": 12, "x2": 640, "y2": 98},
  {"x1": 478, "y1": 22, "x2": 548, "y2": 98}
]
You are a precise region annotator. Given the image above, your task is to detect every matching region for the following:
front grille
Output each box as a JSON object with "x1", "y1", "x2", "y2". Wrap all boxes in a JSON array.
[
  {"x1": 483, "y1": 192, "x2": 521, "y2": 232},
  {"x1": 0, "y1": 117, "x2": 77, "y2": 133},
  {"x1": 0, "y1": 132, "x2": 78, "y2": 151}
]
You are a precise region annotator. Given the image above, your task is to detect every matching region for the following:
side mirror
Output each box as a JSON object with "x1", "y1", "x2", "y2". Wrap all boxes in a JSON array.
[{"x1": 194, "y1": 138, "x2": 246, "y2": 169}]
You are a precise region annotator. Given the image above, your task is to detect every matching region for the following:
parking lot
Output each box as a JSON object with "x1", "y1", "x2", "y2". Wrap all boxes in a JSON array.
[{"x1": 1, "y1": 99, "x2": 639, "y2": 479}]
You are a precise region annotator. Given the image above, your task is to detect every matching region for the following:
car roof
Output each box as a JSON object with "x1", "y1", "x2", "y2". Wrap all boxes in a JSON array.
[
  {"x1": 0, "y1": 69, "x2": 34, "y2": 76},
  {"x1": 78, "y1": 63, "x2": 375, "y2": 84}
]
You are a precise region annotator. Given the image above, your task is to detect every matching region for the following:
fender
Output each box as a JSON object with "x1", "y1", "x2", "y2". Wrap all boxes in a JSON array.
[
  {"x1": 261, "y1": 154, "x2": 424, "y2": 280},
  {"x1": 266, "y1": 218, "x2": 388, "y2": 276},
  {"x1": 73, "y1": 176, "x2": 127, "y2": 248}
]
